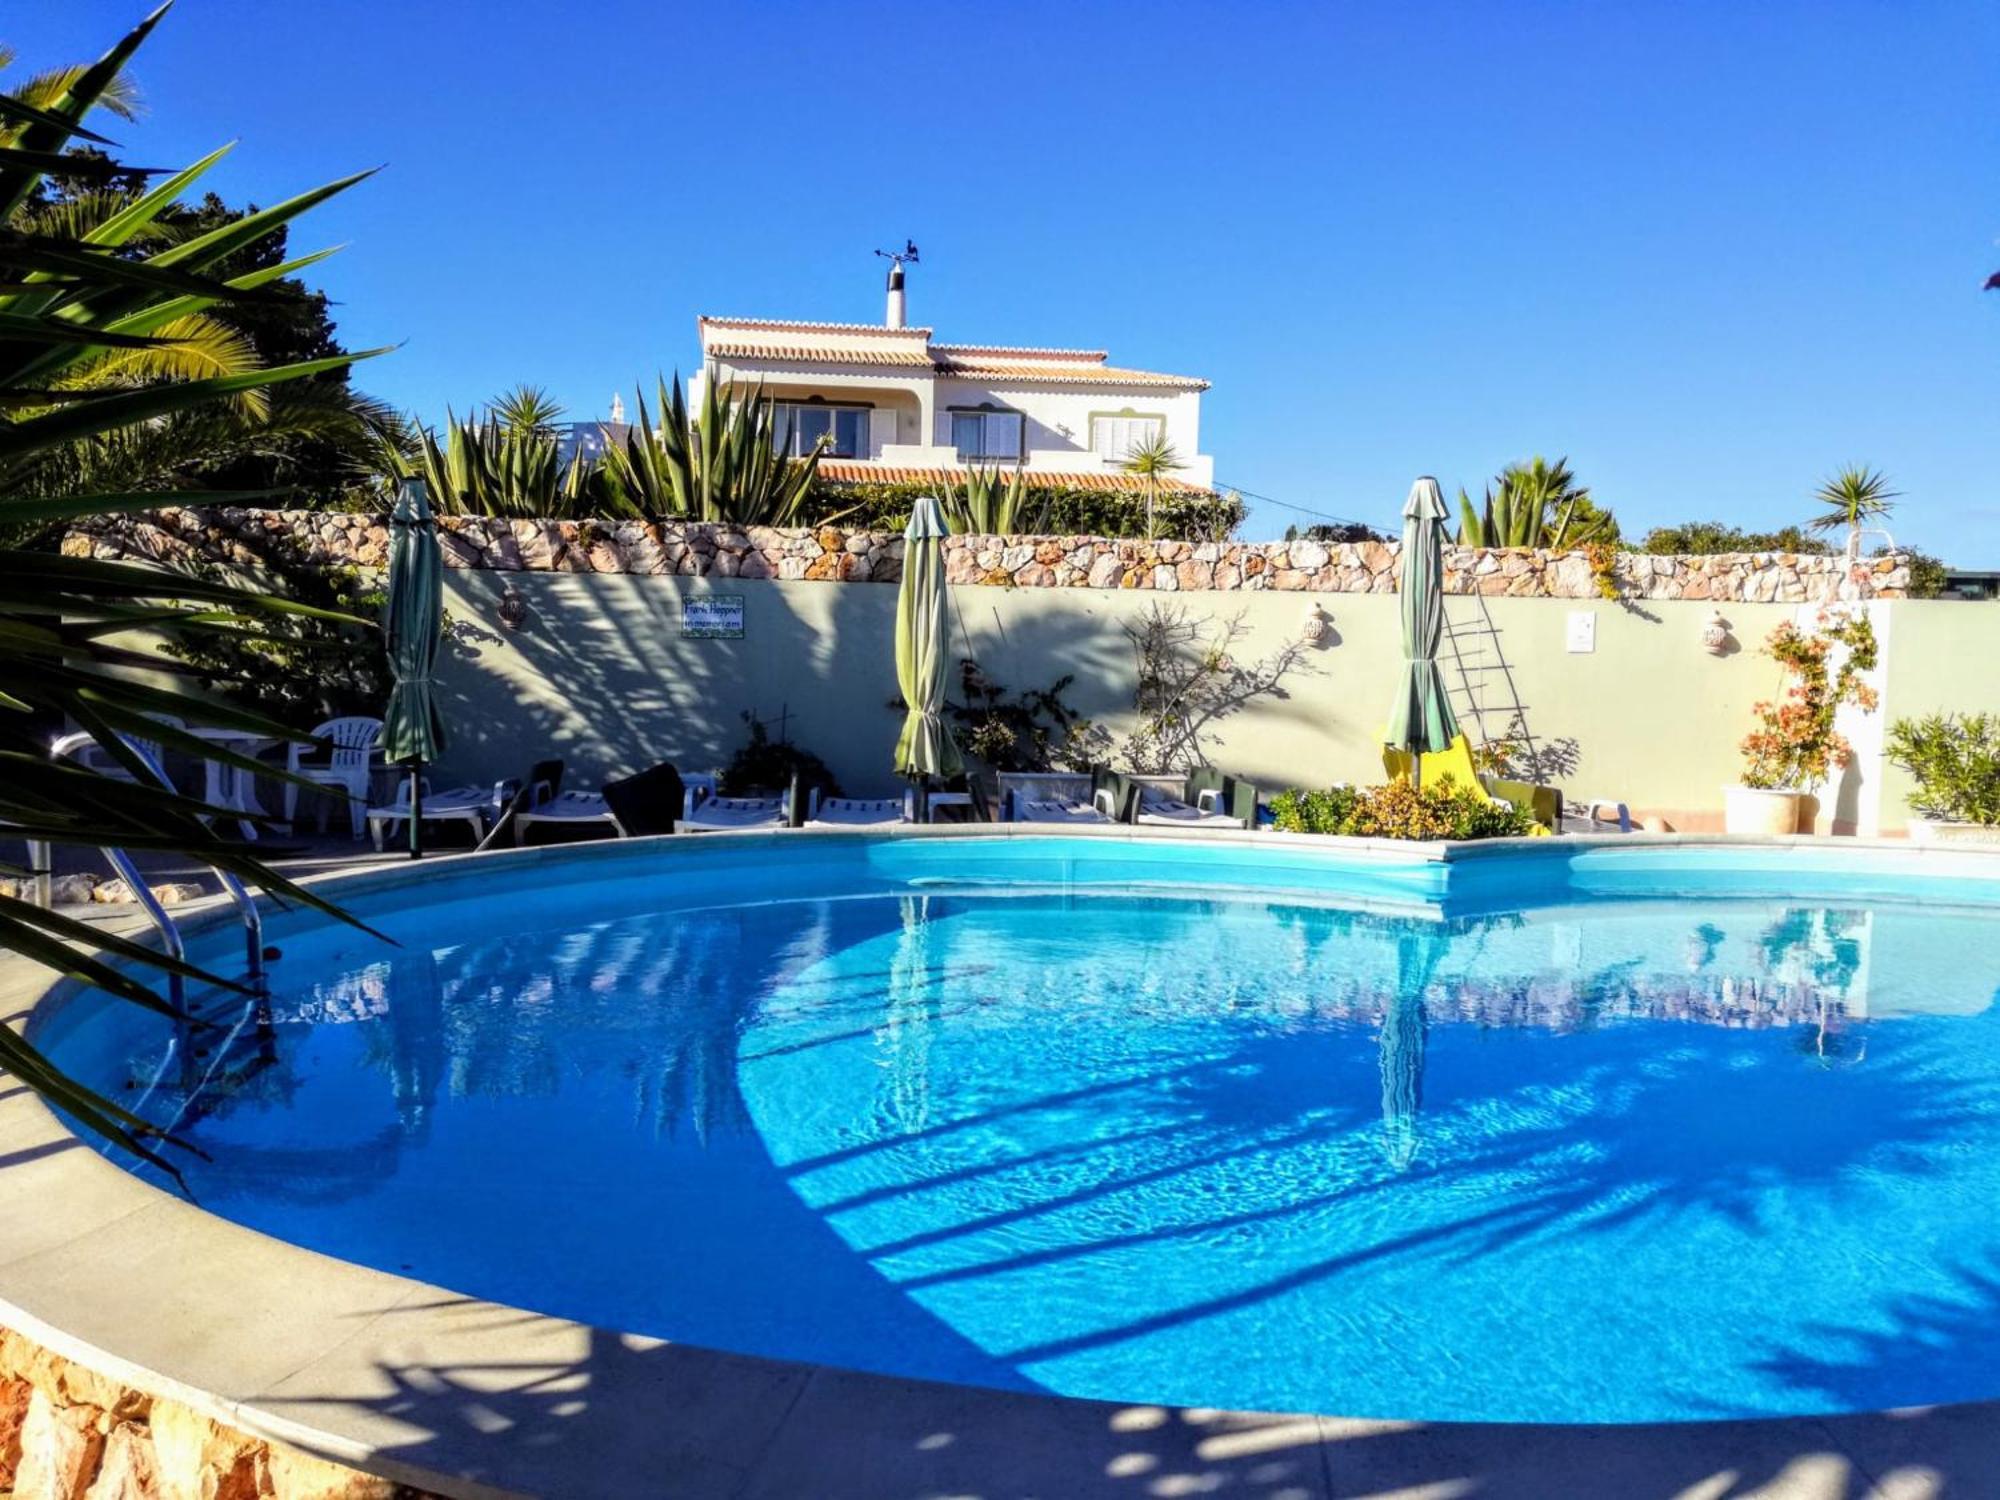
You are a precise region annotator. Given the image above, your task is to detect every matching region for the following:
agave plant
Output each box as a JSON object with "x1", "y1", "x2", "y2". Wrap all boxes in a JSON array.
[
  {"x1": 1, "y1": 6, "x2": 385, "y2": 1167},
  {"x1": 598, "y1": 373, "x2": 824, "y2": 525},
  {"x1": 1456, "y1": 456, "x2": 1618, "y2": 549},
  {"x1": 396, "y1": 411, "x2": 616, "y2": 520},
  {"x1": 939, "y1": 463, "x2": 1047, "y2": 535}
]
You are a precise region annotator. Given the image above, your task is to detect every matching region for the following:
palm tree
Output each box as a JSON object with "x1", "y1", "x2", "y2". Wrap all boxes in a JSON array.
[
  {"x1": 1121, "y1": 432, "x2": 1183, "y2": 540},
  {"x1": 2, "y1": 9, "x2": 385, "y2": 1167},
  {"x1": 1808, "y1": 465, "x2": 1899, "y2": 555}
]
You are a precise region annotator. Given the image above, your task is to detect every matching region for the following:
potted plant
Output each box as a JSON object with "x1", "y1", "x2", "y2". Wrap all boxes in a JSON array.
[
  {"x1": 1886, "y1": 713, "x2": 2000, "y2": 843},
  {"x1": 1726, "y1": 611, "x2": 1878, "y2": 834}
]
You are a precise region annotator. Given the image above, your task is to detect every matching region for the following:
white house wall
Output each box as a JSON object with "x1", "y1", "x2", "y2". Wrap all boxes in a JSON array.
[{"x1": 695, "y1": 357, "x2": 1215, "y2": 485}]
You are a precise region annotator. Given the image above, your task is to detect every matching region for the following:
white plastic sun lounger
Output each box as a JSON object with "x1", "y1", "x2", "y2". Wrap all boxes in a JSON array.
[
  {"x1": 367, "y1": 778, "x2": 516, "y2": 851},
  {"x1": 1012, "y1": 796, "x2": 1113, "y2": 825},
  {"x1": 680, "y1": 794, "x2": 787, "y2": 833},
  {"x1": 1131, "y1": 783, "x2": 1246, "y2": 830},
  {"x1": 805, "y1": 790, "x2": 914, "y2": 828},
  {"x1": 514, "y1": 789, "x2": 626, "y2": 843}
]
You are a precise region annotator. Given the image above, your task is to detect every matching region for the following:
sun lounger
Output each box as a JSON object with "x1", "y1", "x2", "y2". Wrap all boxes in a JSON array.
[
  {"x1": 601, "y1": 763, "x2": 686, "y2": 837},
  {"x1": 1012, "y1": 796, "x2": 1114, "y2": 825},
  {"x1": 998, "y1": 772, "x2": 1094, "y2": 823},
  {"x1": 514, "y1": 789, "x2": 625, "y2": 843},
  {"x1": 680, "y1": 792, "x2": 787, "y2": 833},
  {"x1": 1131, "y1": 782, "x2": 1246, "y2": 829},
  {"x1": 805, "y1": 790, "x2": 914, "y2": 828},
  {"x1": 366, "y1": 778, "x2": 516, "y2": 851}
]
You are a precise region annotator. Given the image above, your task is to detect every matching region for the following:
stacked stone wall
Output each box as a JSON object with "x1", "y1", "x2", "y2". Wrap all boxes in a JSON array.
[{"x1": 65, "y1": 509, "x2": 1911, "y2": 603}]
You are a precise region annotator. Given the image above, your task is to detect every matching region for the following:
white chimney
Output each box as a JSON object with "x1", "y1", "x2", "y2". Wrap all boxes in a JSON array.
[{"x1": 885, "y1": 259, "x2": 906, "y2": 329}]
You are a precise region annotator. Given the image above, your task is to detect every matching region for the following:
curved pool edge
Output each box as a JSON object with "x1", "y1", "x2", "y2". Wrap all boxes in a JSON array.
[{"x1": 9, "y1": 827, "x2": 2000, "y2": 1498}]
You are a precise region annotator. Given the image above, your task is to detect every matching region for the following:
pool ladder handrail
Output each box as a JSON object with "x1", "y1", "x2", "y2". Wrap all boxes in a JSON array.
[{"x1": 42, "y1": 732, "x2": 269, "y2": 1009}]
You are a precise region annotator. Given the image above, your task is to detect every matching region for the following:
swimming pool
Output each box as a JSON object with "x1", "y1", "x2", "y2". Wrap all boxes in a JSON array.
[{"x1": 29, "y1": 832, "x2": 2000, "y2": 1425}]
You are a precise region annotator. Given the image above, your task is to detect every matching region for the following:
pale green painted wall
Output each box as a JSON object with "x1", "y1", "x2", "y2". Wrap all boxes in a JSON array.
[
  {"x1": 434, "y1": 573, "x2": 1917, "y2": 829},
  {"x1": 1875, "y1": 602, "x2": 2000, "y2": 831}
]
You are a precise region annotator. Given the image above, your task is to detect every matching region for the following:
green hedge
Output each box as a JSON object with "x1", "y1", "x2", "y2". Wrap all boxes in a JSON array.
[{"x1": 800, "y1": 480, "x2": 1245, "y2": 541}]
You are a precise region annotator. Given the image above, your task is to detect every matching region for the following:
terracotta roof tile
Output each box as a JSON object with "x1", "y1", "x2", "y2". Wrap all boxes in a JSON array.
[
  {"x1": 929, "y1": 343, "x2": 1111, "y2": 362},
  {"x1": 708, "y1": 342, "x2": 934, "y2": 367},
  {"x1": 816, "y1": 460, "x2": 1209, "y2": 494},
  {"x1": 934, "y1": 358, "x2": 1209, "y2": 390},
  {"x1": 700, "y1": 315, "x2": 933, "y2": 337}
]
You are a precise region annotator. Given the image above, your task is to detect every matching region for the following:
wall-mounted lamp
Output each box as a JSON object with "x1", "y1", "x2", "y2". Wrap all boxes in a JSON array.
[
  {"x1": 496, "y1": 583, "x2": 528, "y2": 632},
  {"x1": 1301, "y1": 603, "x2": 1332, "y2": 646},
  {"x1": 1701, "y1": 610, "x2": 1732, "y2": 656}
]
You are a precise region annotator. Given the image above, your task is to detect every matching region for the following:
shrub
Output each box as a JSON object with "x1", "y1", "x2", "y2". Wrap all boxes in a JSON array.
[
  {"x1": 719, "y1": 712, "x2": 840, "y2": 802},
  {"x1": 1270, "y1": 778, "x2": 1536, "y2": 840},
  {"x1": 940, "y1": 660, "x2": 1107, "y2": 773},
  {"x1": 805, "y1": 480, "x2": 1246, "y2": 542},
  {"x1": 157, "y1": 526, "x2": 391, "y2": 729},
  {"x1": 1739, "y1": 610, "x2": 1878, "y2": 790},
  {"x1": 1886, "y1": 713, "x2": 2000, "y2": 825}
]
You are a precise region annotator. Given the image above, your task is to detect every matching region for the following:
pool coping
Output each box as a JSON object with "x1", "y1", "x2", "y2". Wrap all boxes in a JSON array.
[{"x1": 8, "y1": 826, "x2": 2000, "y2": 1499}]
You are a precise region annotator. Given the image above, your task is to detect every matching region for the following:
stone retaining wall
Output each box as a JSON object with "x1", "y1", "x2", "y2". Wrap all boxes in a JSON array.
[
  {"x1": 0, "y1": 1324, "x2": 438, "y2": 1500},
  {"x1": 66, "y1": 509, "x2": 1910, "y2": 603}
]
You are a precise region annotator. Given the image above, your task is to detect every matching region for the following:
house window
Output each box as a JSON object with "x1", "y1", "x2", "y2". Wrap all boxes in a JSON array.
[
  {"x1": 1091, "y1": 413, "x2": 1164, "y2": 461},
  {"x1": 951, "y1": 409, "x2": 1025, "y2": 461},
  {"x1": 773, "y1": 403, "x2": 869, "y2": 458}
]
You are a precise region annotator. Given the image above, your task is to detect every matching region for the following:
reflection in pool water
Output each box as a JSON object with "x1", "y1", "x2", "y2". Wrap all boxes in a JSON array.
[{"x1": 38, "y1": 879, "x2": 2000, "y2": 1423}]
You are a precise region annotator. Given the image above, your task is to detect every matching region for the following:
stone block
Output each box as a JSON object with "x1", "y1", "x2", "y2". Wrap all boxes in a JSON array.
[
  {"x1": 150, "y1": 1398, "x2": 259, "y2": 1500},
  {"x1": 50, "y1": 873, "x2": 99, "y2": 906},
  {"x1": 0, "y1": 1376, "x2": 29, "y2": 1488},
  {"x1": 84, "y1": 1423, "x2": 157, "y2": 1500},
  {"x1": 261, "y1": 1441, "x2": 397, "y2": 1500},
  {"x1": 15, "y1": 1388, "x2": 105, "y2": 1500},
  {"x1": 1085, "y1": 554, "x2": 1121, "y2": 588}
]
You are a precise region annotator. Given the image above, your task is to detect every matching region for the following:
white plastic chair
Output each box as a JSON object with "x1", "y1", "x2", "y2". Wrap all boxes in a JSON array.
[
  {"x1": 286, "y1": 716, "x2": 383, "y2": 838},
  {"x1": 804, "y1": 790, "x2": 914, "y2": 828},
  {"x1": 51, "y1": 718, "x2": 183, "y2": 788},
  {"x1": 366, "y1": 777, "x2": 518, "y2": 852}
]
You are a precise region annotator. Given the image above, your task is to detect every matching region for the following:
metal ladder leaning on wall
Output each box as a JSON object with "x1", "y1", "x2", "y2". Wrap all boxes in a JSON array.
[{"x1": 1439, "y1": 593, "x2": 1541, "y2": 765}]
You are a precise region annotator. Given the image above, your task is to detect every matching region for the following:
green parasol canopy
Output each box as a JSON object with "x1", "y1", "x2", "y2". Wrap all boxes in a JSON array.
[
  {"x1": 382, "y1": 477, "x2": 446, "y2": 854},
  {"x1": 893, "y1": 496, "x2": 964, "y2": 801},
  {"x1": 1385, "y1": 475, "x2": 1461, "y2": 759}
]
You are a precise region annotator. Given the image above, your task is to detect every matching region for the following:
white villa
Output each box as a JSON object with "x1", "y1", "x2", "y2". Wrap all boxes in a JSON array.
[{"x1": 685, "y1": 265, "x2": 1217, "y2": 494}]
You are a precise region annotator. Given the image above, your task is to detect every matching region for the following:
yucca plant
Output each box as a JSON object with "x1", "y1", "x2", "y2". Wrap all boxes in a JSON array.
[
  {"x1": 598, "y1": 372, "x2": 824, "y2": 525},
  {"x1": 1808, "y1": 465, "x2": 1899, "y2": 555},
  {"x1": 1456, "y1": 455, "x2": 1618, "y2": 549},
  {"x1": 939, "y1": 463, "x2": 1048, "y2": 535},
  {"x1": 1120, "y1": 432, "x2": 1184, "y2": 540},
  {"x1": 1, "y1": 6, "x2": 386, "y2": 1169}
]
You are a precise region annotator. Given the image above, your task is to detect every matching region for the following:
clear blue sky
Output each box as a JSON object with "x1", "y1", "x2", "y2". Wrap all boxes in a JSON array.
[{"x1": 18, "y1": 1, "x2": 2000, "y2": 558}]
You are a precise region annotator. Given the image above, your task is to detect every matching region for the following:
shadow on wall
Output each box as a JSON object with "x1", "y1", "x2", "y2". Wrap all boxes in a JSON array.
[{"x1": 437, "y1": 573, "x2": 910, "y2": 794}]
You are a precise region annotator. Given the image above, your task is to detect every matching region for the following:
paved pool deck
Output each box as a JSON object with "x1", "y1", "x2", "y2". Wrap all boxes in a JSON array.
[{"x1": 6, "y1": 829, "x2": 2000, "y2": 1498}]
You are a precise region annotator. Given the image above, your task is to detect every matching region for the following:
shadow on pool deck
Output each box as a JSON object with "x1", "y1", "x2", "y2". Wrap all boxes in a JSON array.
[{"x1": 250, "y1": 1309, "x2": 1999, "y2": 1500}]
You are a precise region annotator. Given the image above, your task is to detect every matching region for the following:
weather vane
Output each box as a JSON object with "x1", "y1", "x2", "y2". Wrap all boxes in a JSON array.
[{"x1": 874, "y1": 240, "x2": 920, "y2": 268}]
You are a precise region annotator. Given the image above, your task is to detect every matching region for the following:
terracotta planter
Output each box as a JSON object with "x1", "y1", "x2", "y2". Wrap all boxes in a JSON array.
[
  {"x1": 1723, "y1": 785, "x2": 1805, "y2": 836},
  {"x1": 1907, "y1": 816, "x2": 2000, "y2": 846}
]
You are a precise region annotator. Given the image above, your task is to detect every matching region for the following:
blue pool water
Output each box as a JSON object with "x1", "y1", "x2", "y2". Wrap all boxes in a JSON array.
[{"x1": 33, "y1": 837, "x2": 2000, "y2": 1423}]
